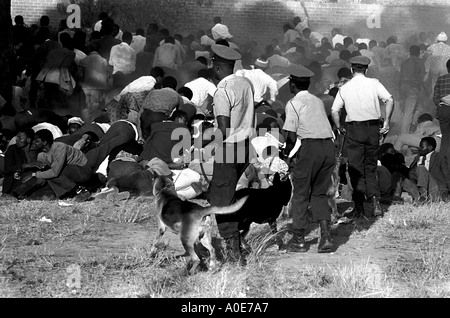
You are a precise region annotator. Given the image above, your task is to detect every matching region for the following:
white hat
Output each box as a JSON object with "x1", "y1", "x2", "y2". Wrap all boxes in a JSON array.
[
  {"x1": 437, "y1": 32, "x2": 448, "y2": 42},
  {"x1": 68, "y1": 117, "x2": 84, "y2": 126},
  {"x1": 254, "y1": 58, "x2": 269, "y2": 69}
]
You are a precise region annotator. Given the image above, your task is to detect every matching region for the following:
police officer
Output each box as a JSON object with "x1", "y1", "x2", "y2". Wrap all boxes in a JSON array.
[
  {"x1": 206, "y1": 44, "x2": 255, "y2": 265},
  {"x1": 282, "y1": 64, "x2": 336, "y2": 253},
  {"x1": 331, "y1": 56, "x2": 394, "y2": 218}
]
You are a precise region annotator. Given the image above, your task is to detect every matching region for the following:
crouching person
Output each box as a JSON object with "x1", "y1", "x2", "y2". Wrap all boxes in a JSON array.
[{"x1": 15, "y1": 129, "x2": 92, "y2": 201}]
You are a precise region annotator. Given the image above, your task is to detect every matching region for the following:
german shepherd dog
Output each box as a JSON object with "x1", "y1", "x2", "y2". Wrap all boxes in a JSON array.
[
  {"x1": 152, "y1": 174, "x2": 248, "y2": 274},
  {"x1": 234, "y1": 172, "x2": 292, "y2": 248}
]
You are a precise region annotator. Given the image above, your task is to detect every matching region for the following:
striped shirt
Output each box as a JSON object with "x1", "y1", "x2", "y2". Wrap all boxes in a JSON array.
[{"x1": 433, "y1": 73, "x2": 450, "y2": 106}]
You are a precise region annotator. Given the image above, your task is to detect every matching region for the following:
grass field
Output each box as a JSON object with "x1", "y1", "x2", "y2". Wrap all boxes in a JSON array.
[{"x1": 0, "y1": 194, "x2": 449, "y2": 298}]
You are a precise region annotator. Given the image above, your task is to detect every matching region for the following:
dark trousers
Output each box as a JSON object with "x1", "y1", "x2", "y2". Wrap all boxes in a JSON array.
[
  {"x1": 13, "y1": 164, "x2": 91, "y2": 198},
  {"x1": 391, "y1": 171, "x2": 420, "y2": 200},
  {"x1": 85, "y1": 121, "x2": 136, "y2": 172},
  {"x1": 46, "y1": 164, "x2": 92, "y2": 198},
  {"x1": 346, "y1": 121, "x2": 381, "y2": 203},
  {"x1": 437, "y1": 105, "x2": 450, "y2": 168},
  {"x1": 56, "y1": 123, "x2": 106, "y2": 146},
  {"x1": 107, "y1": 163, "x2": 154, "y2": 195},
  {"x1": 291, "y1": 139, "x2": 335, "y2": 230},
  {"x1": 208, "y1": 140, "x2": 250, "y2": 239},
  {"x1": 410, "y1": 166, "x2": 441, "y2": 200}
]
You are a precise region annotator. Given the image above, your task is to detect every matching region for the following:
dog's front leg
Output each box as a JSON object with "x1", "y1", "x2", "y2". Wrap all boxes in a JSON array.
[{"x1": 150, "y1": 218, "x2": 167, "y2": 254}]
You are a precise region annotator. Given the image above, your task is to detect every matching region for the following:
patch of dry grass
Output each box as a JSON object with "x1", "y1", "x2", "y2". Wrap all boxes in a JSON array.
[{"x1": 1, "y1": 196, "x2": 449, "y2": 298}]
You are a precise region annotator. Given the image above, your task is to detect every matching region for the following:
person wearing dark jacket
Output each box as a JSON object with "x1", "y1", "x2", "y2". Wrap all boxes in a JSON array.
[
  {"x1": 2, "y1": 128, "x2": 37, "y2": 196},
  {"x1": 408, "y1": 136, "x2": 450, "y2": 201}
]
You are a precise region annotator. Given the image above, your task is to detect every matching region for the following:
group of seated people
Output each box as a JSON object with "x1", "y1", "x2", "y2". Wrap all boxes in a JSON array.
[
  {"x1": 373, "y1": 136, "x2": 450, "y2": 204},
  {"x1": 0, "y1": 66, "x2": 288, "y2": 202}
]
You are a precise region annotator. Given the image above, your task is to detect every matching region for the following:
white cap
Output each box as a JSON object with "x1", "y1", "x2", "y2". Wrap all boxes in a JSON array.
[{"x1": 437, "y1": 32, "x2": 448, "y2": 42}]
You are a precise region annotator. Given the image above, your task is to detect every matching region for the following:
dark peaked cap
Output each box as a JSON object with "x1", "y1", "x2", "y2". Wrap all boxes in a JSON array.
[
  {"x1": 288, "y1": 64, "x2": 315, "y2": 79},
  {"x1": 211, "y1": 44, "x2": 241, "y2": 64},
  {"x1": 349, "y1": 55, "x2": 371, "y2": 66}
]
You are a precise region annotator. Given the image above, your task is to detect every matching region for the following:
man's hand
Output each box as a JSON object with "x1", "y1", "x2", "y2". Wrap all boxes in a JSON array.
[
  {"x1": 337, "y1": 127, "x2": 346, "y2": 135},
  {"x1": 379, "y1": 120, "x2": 390, "y2": 135},
  {"x1": 20, "y1": 171, "x2": 34, "y2": 183}
]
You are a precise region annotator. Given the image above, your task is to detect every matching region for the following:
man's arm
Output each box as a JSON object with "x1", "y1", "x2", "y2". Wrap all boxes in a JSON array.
[
  {"x1": 201, "y1": 115, "x2": 229, "y2": 148},
  {"x1": 35, "y1": 146, "x2": 67, "y2": 179},
  {"x1": 380, "y1": 96, "x2": 394, "y2": 135},
  {"x1": 283, "y1": 131, "x2": 297, "y2": 158},
  {"x1": 266, "y1": 75, "x2": 279, "y2": 104},
  {"x1": 331, "y1": 92, "x2": 344, "y2": 130}
]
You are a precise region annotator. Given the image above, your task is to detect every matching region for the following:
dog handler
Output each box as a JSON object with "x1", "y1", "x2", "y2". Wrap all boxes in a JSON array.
[
  {"x1": 282, "y1": 64, "x2": 335, "y2": 253},
  {"x1": 331, "y1": 55, "x2": 394, "y2": 218},
  {"x1": 206, "y1": 44, "x2": 255, "y2": 265}
]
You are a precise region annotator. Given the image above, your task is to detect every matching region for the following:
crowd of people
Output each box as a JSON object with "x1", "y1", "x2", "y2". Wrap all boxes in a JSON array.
[{"x1": 1, "y1": 9, "x2": 450, "y2": 264}]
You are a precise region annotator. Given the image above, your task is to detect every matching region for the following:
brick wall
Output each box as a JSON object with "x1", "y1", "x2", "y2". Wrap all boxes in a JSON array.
[
  {"x1": 176, "y1": 0, "x2": 450, "y2": 48},
  {"x1": 10, "y1": 0, "x2": 450, "y2": 48},
  {"x1": 11, "y1": 0, "x2": 65, "y2": 28}
]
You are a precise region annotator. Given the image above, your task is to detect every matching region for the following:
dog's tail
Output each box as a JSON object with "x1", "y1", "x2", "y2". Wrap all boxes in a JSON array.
[{"x1": 201, "y1": 196, "x2": 248, "y2": 217}]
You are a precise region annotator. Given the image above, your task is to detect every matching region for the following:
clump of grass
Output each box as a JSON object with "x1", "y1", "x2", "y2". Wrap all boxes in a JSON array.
[
  {"x1": 385, "y1": 238, "x2": 449, "y2": 297},
  {"x1": 327, "y1": 259, "x2": 393, "y2": 298},
  {"x1": 108, "y1": 199, "x2": 155, "y2": 223}
]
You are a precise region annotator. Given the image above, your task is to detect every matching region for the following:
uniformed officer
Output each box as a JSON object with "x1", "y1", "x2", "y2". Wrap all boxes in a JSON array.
[
  {"x1": 206, "y1": 44, "x2": 255, "y2": 265},
  {"x1": 282, "y1": 64, "x2": 336, "y2": 253},
  {"x1": 331, "y1": 55, "x2": 394, "y2": 218}
]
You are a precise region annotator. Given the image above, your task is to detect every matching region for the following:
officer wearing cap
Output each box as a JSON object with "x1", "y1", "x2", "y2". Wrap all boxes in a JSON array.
[
  {"x1": 205, "y1": 44, "x2": 255, "y2": 265},
  {"x1": 282, "y1": 64, "x2": 336, "y2": 253},
  {"x1": 331, "y1": 55, "x2": 394, "y2": 218}
]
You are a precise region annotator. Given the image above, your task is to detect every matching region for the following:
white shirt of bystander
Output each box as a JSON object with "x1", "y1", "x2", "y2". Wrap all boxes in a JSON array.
[{"x1": 109, "y1": 42, "x2": 137, "y2": 75}]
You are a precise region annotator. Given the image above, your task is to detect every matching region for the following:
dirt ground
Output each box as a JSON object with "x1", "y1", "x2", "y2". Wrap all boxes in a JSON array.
[{"x1": 1, "y1": 193, "x2": 449, "y2": 298}]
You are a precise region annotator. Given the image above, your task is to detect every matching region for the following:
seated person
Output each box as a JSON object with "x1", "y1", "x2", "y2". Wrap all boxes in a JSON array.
[
  {"x1": 379, "y1": 143, "x2": 420, "y2": 202},
  {"x1": 14, "y1": 129, "x2": 92, "y2": 201},
  {"x1": 2, "y1": 128, "x2": 37, "y2": 197},
  {"x1": 138, "y1": 110, "x2": 189, "y2": 167},
  {"x1": 408, "y1": 137, "x2": 450, "y2": 201},
  {"x1": 394, "y1": 113, "x2": 441, "y2": 154},
  {"x1": 67, "y1": 117, "x2": 84, "y2": 135}
]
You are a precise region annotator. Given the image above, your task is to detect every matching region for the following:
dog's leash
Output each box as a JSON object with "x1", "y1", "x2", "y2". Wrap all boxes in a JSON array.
[{"x1": 197, "y1": 149, "x2": 211, "y2": 186}]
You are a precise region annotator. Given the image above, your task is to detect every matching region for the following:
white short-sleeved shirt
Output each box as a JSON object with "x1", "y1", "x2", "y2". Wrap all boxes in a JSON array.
[
  {"x1": 184, "y1": 77, "x2": 217, "y2": 109},
  {"x1": 116, "y1": 76, "x2": 156, "y2": 100},
  {"x1": 131, "y1": 35, "x2": 146, "y2": 54},
  {"x1": 331, "y1": 73, "x2": 392, "y2": 122},
  {"x1": 109, "y1": 43, "x2": 136, "y2": 75},
  {"x1": 235, "y1": 69, "x2": 278, "y2": 103},
  {"x1": 213, "y1": 74, "x2": 255, "y2": 143},
  {"x1": 283, "y1": 91, "x2": 333, "y2": 140}
]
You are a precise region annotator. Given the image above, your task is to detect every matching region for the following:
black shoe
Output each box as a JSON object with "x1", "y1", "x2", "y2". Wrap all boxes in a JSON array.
[
  {"x1": 317, "y1": 220, "x2": 333, "y2": 253},
  {"x1": 225, "y1": 234, "x2": 247, "y2": 266},
  {"x1": 73, "y1": 187, "x2": 91, "y2": 202},
  {"x1": 286, "y1": 229, "x2": 308, "y2": 253}
]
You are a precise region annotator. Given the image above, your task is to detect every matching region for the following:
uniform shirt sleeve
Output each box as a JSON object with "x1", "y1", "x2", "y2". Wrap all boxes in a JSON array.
[
  {"x1": 264, "y1": 73, "x2": 279, "y2": 101},
  {"x1": 374, "y1": 80, "x2": 392, "y2": 102},
  {"x1": 282, "y1": 100, "x2": 299, "y2": 133},
  {"x1": 207, "y1": 82, "x2": 217, "y2": 97},
  {"x1": 213, "y1": 86, "x2": 233, "y2": 118},
  {"x1": 331, "y1": 90, "x2": 345, "y2": 113},
  {"x1": 35, "y1": 144, "x2": 67, "y2": 179}
]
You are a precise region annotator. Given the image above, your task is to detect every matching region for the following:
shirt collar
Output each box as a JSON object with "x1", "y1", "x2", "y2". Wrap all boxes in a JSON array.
[{"x1": 294, "y1": 90, "x2": 310, "y2": 98}]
